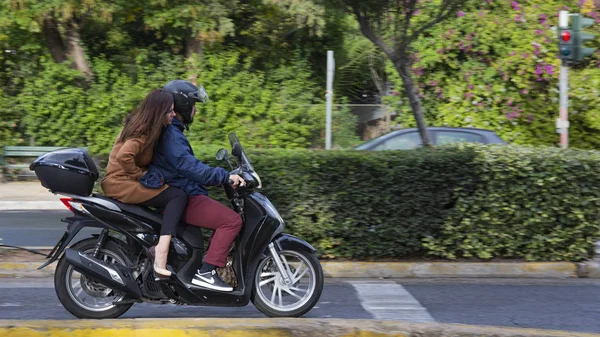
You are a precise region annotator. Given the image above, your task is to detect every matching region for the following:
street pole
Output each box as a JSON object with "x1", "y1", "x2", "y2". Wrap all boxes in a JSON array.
[
  {"x1": 325, "y1": 50, "x2": 334, "y2": 150},
  {"x1": 557, "y1": 10, "x2": 570, "y2": 149},
  {"x1": 558, "y1": 60, "x2": 569, "y2": 148}
]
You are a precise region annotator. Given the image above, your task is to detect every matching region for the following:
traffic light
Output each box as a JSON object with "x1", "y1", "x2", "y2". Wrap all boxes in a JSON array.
[
  {"x1": 558, "y1": 27, "x2": 574, "y2": 61},
  {"x1": 572, "y1": 14, "x2": 596, "y2": 62}
]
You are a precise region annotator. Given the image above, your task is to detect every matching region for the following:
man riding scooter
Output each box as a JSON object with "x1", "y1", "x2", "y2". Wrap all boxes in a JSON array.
[
  {"x1": 31, "y1": 78, "x2": 324, "y2": 318},
  {"x1": 143, "y1": 80, "x2": 246, "y2": 292}
]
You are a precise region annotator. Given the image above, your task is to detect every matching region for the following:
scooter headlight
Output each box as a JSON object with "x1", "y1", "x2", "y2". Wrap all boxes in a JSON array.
[{"x1": 251, "y1": 172, "x2": 262, "y2": 189}]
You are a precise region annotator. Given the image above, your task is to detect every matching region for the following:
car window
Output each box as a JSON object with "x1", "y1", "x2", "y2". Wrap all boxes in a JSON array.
[
  {"x1": 435, "y1": 131, "x2": 484, "y2": 145},
  {"x1": 372, "y1": 132, "x2": 423, "y2": 150}
]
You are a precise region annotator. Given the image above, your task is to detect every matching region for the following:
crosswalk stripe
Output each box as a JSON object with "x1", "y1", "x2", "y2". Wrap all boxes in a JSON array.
[{"x1": 349, "y1": 280, "x2": 434, "y2": 322}]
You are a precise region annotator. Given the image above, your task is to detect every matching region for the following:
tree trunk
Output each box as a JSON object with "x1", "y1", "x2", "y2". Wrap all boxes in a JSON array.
[
  {"x1": 65, "y1": 19, "x2": 92, "y2": 80},
  {"x1": 393, "y1": 58, "x2": 432, "y2": 147},
  {"x1": 42, "y1": 18, "x2": 67, "y2": 63},
  {"x1": 185, "y1": 36, "x2": 204, "y2": 86}
]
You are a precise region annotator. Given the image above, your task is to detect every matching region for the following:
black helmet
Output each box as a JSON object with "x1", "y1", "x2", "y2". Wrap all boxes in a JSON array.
[{"x1": 162, "y1": 80, "x2": 209, "y2": 124}]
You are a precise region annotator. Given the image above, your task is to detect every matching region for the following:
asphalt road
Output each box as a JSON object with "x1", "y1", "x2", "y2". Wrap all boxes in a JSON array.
[
  {"x1": 0, "y1": 210, "x2": 96, "y2": 247},
  {"x1": 2, "y1": 211, "x2": 600, "y2": 333},
  {"x1": 0, "y1": 278, "x2": 599, "y2": 333}
]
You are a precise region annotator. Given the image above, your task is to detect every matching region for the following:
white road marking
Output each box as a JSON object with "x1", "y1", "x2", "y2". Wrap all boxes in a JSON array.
[{"x1": 349, "y1": 280, "x2": 434, "y2": 322}]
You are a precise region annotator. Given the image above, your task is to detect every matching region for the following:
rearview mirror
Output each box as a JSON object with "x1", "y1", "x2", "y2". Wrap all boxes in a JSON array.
[
  {"x1": 216, "y1": 148, "x2": 234, "y2": 170},
  {"x1": 216, "y1": 148, "x2": 229, "y2": 161}
]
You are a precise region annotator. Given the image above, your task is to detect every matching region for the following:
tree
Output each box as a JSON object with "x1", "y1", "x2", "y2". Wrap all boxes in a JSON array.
[
  {"x1": 7, "y1": 0, "x2": 119, "y2": 80},
  {"x1": 381, "y1": 0, "x2": 600, "y2": 149},
  {"x1": 141, "y1": 0, "x2": 236, "y2": 85},
  {"x1": 229, "y1": 0, "x2": 328, "y2": 72},
  {"x1": 336, "y1": 0, "x2": 469, "y2": 146}
]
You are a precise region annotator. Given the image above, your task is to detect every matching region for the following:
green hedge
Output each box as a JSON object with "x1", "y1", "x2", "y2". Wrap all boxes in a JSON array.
[
  {"x1": 422, "y1": 145, "x2": 600, "y2": 261},
  {"x1": 193, "y1": 144, "x2": 600, "y2": 262},
  {"x1": 95, "y1": 144, "x2": 600, "y2": 262}
]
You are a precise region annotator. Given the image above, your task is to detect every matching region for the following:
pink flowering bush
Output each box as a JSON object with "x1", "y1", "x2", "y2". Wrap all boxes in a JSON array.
[{"x1": 385, "y1": 0, "x2": 600, "y2": 149}]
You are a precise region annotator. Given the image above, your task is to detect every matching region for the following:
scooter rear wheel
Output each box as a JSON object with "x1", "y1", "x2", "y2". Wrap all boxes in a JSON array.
[
  {"x1": 54, "y1": 238, "x2": 134, "y2": 319},
  {"x1": 251, "y1": 249, "x2": 323, "y2": 317}
]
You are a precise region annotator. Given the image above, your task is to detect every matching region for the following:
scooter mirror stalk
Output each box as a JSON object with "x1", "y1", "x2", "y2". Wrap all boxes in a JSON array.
[{"x1": 216, "y1": 148, "x2": 234, "y2": 170}]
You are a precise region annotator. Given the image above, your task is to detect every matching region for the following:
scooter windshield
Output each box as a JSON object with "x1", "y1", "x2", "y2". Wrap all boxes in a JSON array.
[{"x1": 228, "y1": 132, "x2": 254, "y2": 171}]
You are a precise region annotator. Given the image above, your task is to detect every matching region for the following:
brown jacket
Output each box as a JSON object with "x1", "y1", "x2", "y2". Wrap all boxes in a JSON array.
[{"x1": 101, "y1": 136, "x2": 167, "y2": 204}]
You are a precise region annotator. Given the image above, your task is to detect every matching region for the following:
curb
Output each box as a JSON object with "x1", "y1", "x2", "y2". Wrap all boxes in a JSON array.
[
  {"x1": 322, "y1": 261, "x2": 578, "y2": 278},
  {"x1": 1, "y1": 318, "x2": 599, "y2": 337},
  {"x1": 0, "y1": 262, "x2": 54, "y2": 278},
  {"x1": 0, "y1": 260, "x2": 594, "y2": 279}
]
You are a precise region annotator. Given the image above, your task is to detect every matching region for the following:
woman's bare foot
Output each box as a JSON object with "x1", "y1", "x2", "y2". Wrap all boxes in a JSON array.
[{"x1": 153, "y1": 245, "x2": 171, "y2": 277}]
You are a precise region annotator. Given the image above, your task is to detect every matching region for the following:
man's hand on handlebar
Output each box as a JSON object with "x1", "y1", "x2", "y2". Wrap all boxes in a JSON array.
[{"x1": 229, "y1": 174, "x2": 246, "y2": 189}]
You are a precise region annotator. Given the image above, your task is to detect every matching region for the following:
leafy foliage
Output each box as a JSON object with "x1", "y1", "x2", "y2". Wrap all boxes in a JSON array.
[
  {"x1": 331, "y1": 99, "x2": 361, "y2": 149},
  {"x1": 192, "y1": 143, "x2": 600, "y2": 261},
  {"x1": 4, "y1": 0, "x2": 600, "y2": 150},
  {"x1": 423, "y1": 144, "x2": 600, "y2": 261},
  {"x1": 386, "y1": 0, "x2": 600, "y2": 149},
  {"x1": 188, "y1": 51, "x2": 324, "y2": 149},
  {"x1": 4, "y1": 0, "x2": 600, "y2": 262},
  {"x1": 335, "y1": 0, "x2": 472, "y2": 146},
  {"x1": 0, "y1": 0, "x2": 351, "y2": 152}
]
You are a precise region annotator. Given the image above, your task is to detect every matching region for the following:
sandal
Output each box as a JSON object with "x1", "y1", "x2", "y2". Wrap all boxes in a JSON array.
[{"x1": 148, "y1": 246, "x2": 173, "y2": 280}]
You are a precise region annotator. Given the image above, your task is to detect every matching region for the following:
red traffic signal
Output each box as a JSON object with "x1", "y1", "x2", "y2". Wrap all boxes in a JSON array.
[
  {"x1": 558, "y1": 28, "x2": 574, "y2": 60},
  {"x1": 558, "y1": 29, "x2": 573, "y2": 46}
]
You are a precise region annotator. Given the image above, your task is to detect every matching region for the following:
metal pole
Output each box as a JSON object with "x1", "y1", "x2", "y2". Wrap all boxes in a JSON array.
[
  {"x1": 559, "y1": 10, "x2": 569, "y2": 28},
  {"x1": 558, "y1": 60, "x2": 569, "y2": 148},
  {"x1": 557, "y1": 11, "x2": 570, "y2": 148},
  {"x1": 325, "y1": 50, "x2": 334, "y2": 150}
]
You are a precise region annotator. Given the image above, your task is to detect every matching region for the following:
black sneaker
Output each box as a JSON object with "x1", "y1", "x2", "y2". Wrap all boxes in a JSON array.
[{"x1": 191, "y1": 269, "x2": 233, "y2": 292}]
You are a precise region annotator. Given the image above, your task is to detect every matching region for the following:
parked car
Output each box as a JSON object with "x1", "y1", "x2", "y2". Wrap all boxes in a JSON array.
[{"x1": 354, "y1": 127, "x2": 507, "y2": 151}]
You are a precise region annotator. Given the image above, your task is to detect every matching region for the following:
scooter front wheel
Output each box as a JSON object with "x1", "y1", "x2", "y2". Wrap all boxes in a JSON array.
[{"x1": 251, "y1": 249, "x2": 323, "y2": 317}]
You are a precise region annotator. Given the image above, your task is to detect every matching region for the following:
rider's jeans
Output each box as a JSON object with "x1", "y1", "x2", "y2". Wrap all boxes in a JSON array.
[{"x1": 184, "y1": 195, "x2": 243, "y2": 267}]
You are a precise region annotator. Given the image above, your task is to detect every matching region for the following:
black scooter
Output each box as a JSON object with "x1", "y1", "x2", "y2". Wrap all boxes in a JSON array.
[{"x1": 30, "y1": 132, "x2": 324, "y2": 319}]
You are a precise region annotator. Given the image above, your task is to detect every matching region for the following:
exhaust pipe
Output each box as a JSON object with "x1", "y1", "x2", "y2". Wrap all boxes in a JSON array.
[{"x1": 64, "y1": 248, "x2": 142, "y2": 299}]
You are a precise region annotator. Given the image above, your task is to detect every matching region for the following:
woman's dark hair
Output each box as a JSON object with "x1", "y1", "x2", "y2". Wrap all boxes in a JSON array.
[{"x1": 119, "y1": 89, "x2": 174, "y2": 153}]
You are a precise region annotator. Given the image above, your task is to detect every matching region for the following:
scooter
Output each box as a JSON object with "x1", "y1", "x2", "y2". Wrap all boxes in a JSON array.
[{"x1": 29, "y1": 132, "x2": 324, "y2": 319}]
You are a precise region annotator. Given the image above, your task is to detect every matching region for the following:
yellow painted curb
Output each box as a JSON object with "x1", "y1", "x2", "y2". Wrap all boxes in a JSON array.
[
  {"x1": 0, "y1": 261, "x2": 585, "y2": 278},
  {"x1": 0, "y1": 262, "x2": 54, "y2": 278},
  {"x1": 321, "y1": 262, "x2": 578, "y2": 278},
  {"x1": 0, "y1": 262, "x2": 38, "y2": 271},
  {"x1": 0, "y1": 318, "x2": 598, "y2": 337}
]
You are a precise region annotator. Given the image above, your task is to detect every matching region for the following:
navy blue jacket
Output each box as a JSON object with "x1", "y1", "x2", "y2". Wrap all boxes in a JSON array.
[{"x1": 141, "y1": 118, "x2": 230, "y2": 196}]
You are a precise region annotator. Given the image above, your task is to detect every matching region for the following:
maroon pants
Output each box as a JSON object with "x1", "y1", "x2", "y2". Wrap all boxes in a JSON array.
[{"x1": 184, "y1": 195, "x2": 243, "y2": 268}]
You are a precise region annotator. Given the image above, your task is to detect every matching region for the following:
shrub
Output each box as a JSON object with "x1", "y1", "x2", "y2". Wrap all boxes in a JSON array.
[
  {"x1": 423, "y1": 144, "x2": 600, "y2": 261},
  {"x1": 94, "y1": 143, "x2": 600, "y2": 262},
  {"x1": 209, "y1": 144, "x2": 600, "y2": 261}
]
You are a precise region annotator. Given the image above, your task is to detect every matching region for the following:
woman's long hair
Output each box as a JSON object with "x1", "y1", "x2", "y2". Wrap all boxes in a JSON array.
[{"x1": 119, "y1": 89, "x2": 174, "y2": 153}]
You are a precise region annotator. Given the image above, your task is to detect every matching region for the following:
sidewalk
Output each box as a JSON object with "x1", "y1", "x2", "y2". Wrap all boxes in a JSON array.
[
  {"x1": 1, "y1": 181, "x2": 600, "y2": 279},
  {"x1": 0, "y1": 248, "x2": 583, "y2": 279},
  {"x1": 0, "y1": 181, "x2": 64, "y2": 210}
]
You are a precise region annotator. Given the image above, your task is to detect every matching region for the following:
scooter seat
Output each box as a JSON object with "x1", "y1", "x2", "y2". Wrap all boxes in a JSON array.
[
  {"x1": 88, "y1": 194, "x2": 204, "y2": 249},
  {"x1": 91, "y1": 194, "x2": 163, "y2": 225}
]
